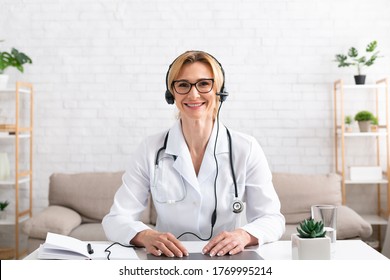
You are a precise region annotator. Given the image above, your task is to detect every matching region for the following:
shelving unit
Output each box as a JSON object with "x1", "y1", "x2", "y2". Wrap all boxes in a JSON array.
[
  {"x1": 0, "y1": 82, "x2": 33, "y2": 259},
  {"x1": 333, "y1": 78, "x2": 389, "y2": 247}
]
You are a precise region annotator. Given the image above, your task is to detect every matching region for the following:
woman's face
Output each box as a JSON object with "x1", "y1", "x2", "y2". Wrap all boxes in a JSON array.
[{"x1": 173, "y1": 62, "x2": 217, "y2": 122}]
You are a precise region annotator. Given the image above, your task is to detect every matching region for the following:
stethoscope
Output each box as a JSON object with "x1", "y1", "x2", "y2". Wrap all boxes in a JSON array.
[{"x1": 153, "y1": 111, "x2": 244, "y2": 240}]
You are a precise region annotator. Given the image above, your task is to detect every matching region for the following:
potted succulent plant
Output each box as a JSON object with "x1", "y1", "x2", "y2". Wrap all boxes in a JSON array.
[
  {"x1": 0, "y1": 40, "x2": 32, "y2": 89},
  {"x1": 291, "y1": 218, "x2": 331, "y2": 260},
  {"x1": 0, "y1": 200, "x2": 9, "y2": 220},
  {"x1": 345, "y1": 115, "x2": 353, "y2": 132},
  {"x1": 354, "y1": 110, "x2": 375, "y2": 132},
  {"x1": 334, "y1": 40, "x2": 381, "y2": 85}
]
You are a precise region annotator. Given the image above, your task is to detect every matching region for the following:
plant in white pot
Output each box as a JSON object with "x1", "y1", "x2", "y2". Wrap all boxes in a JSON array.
[
  {"x1": 334, "y1": 40, "x2": 381, "y2": 85},
  {"x1": 371, "y1": 116, "x2": 379, "y2": 132},
  {"x1": 345, "y1": 115, "x2": 353, "y2": 132},
  {"x1": 0, "y1": 40, "x2": 32, "y2": 89},
  {"x1": 291, "y1": 218, "x2": 331, "y2": 260},
  {"x1": 0, "y1": 200, "x2": 9, "y2": 220},
  {"x1": 354, "y1": 110, "x2": 375, "y2": 132}
]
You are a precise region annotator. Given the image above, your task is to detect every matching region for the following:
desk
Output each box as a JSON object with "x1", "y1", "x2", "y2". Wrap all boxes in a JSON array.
[
  {"x1": 259, "y1": 240, "x2": 387, "y2": 260},
  {"x1": 24, "y1": 240, "x2": 387, "y2": 260}
]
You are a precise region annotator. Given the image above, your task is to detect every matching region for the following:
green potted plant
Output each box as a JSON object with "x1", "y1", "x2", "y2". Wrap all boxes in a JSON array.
[
  {"x1": 0, "y1": 200, "x2": 9, "y2": 220},
  {"x1": 345, "y1": 115, "x2": 353, "y2": 132},
  {"x1": 371, "y1": 116, "x2": 379, "y2": 132},
  {"x1": 0, "y1": 40, "x2": 32, "y2": 89},
  {"x1": 354, "y1": 110, "x2": 375, "y2": 132},
  {"x1": 291, "y1": 218, "x2": 330, "y2": 260},
  {"x1": 334, "y1": 40, "x2": 381, "y2": 85}
]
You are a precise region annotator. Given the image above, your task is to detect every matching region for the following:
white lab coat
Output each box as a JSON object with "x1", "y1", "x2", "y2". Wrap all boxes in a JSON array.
[{"x1": 102, "y1": 120, "x2": 285, "y2": 245}]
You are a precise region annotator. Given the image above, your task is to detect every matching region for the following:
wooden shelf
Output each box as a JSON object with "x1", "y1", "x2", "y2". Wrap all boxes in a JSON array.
[
  {"x1": 0, "y1": 178, "x2": 30, "y2": 186},
  {"x1": 0, "y1": 133, "x2": 31, "y2": 139},
  {"x1": 333, "y1": 78, "x2": 390, "y2": 246},
  {"x1": 0, "y1": 215, "x2": 29, "y2": 225},
  {"x1": 0, "y1": 82, "x2": 33, "y2": 260},
  {"x1": 0, "y1": 87, "x2": 31, "y2": 94},
  {"x1": 341, "y1": 132, "x2": 388, "y2": 137},
  {"x1": 335, "y1": 84, "x2": 386, "y2": 90},
  {"x1": 361, "y1": 214, "x2": 388, "y2": 225},
  {"x1": 345, "y1": 179, "x2": 388, "y2": 185}
]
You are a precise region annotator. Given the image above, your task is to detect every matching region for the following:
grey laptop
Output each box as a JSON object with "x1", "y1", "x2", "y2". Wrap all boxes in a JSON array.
[{"x1": 147, "y1": 250, "x2": 263, "y2": 260}]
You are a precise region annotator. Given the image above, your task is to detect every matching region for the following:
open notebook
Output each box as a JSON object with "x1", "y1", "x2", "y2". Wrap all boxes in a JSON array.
[{"x1": 38, "y1": 232, "x2": 138, "y2": 260}]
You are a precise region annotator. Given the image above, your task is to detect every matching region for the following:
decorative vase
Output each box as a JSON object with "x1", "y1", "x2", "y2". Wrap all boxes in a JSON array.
[
  {"x1": 0, "y1": 74, "x2": 9, "y2": 90},
  {"x1": 358, "y1": 121, "x2": 371, "y2": 132},
  {"x1": 0, "y1": 153, "x2": 11, "y2": 180},
  {"x1": 291, "y1": 233, "x2": 331, "y2": 260},
  {"x1": 354, "y1": 75, "x2": 366, "y2": 85}
]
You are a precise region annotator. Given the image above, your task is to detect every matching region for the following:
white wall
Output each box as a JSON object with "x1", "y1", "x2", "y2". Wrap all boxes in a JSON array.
[{"x1": 1, "y1": 0, "x2": 390, "y2": 214}]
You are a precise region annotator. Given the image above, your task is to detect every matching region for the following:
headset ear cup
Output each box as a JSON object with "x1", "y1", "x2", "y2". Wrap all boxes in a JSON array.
[
  {"x1": 165, "y1": 90, "x2": 174, "y2": 104},
  {"x1": 218, "y1": 91, "x2": 229, "y2": 102}
]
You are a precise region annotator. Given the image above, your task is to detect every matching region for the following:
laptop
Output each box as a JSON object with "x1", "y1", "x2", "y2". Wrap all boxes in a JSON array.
[{"x1": 147, "y1": 250, "x2": 263, "y2": 260}]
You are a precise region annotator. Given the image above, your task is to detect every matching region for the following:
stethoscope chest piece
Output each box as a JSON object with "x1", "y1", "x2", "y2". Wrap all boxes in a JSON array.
[{"x1": 232, "y1": 199, "x2": 244, "y2": 214}]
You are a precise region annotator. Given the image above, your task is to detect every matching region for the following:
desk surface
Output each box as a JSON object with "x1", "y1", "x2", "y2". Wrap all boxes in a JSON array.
[
  {"x1": 24, "y1": 240, "x2": 388, "y2": 260},
  {"x1": 259, "y1": 240, "x2": 387, "y2": 260}
]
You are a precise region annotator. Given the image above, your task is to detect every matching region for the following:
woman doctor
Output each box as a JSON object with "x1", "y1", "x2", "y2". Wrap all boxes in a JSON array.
[{"x1": 102, "y1": 50, "x2": 285, "y2": 258}]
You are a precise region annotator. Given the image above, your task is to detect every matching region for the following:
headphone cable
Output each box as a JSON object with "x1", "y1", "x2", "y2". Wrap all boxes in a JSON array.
[{"x1": 176, "y1": 101, "x2": 223, "y2": 241}]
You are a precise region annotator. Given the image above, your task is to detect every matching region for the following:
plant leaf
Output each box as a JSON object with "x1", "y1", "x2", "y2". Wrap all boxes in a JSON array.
[
  {"x1": 366, "y1": 41, "x2": 377, "y2": 52},
  {"x1": 348, "y1": 47, "x2": 358, "y2": 58}
]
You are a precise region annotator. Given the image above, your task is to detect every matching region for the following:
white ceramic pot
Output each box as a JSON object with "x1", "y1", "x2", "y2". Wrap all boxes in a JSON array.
[
  {"x1": 0, "y1": 153, "x2": 11, "y2": 180},
  {"x1": 0, "y1": 211, "x2": 7, "y2": 220},
  {"x1": 0, "y1": 74, "x2": 9, "y2": 90},
  {"x1": 358, "y1": 120, "x2": 371, "y2": 132},
  {"x1": 291, "y1": 233, "x2": 331, "y2": 260}
]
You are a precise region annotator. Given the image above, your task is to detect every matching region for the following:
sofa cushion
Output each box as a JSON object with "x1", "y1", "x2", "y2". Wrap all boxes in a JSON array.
[
  {"x1": 49, "y1": 171, "x2": 124, "y2": 221},
  {"x1": 336, "y1": 205, "x2": 372, "y2": 239},
  {"x1": 272, "y1": 172, "x2": 342, "y2": 223},
  {"x1": 69, "y1": 223, "x2": 108, "y2": 241},
  {"x1": 23, "y1": 205, "x2": 82, "y2": 239}
]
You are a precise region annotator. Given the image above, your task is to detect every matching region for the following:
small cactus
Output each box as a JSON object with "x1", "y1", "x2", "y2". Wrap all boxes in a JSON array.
[{"x1": 296, "y1": 218, "x2": 326, "y2": 238}]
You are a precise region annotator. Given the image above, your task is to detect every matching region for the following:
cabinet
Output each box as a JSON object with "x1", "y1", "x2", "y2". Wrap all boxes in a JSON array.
[
  {"x1": 0, "y1": 82, "x2": 33, "y2": 259},
  {"x1": 333, "y1": 78, "x2": 390, "y2": 247}
]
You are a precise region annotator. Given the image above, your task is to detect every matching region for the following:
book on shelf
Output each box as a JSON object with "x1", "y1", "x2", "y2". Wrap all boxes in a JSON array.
[{"x1": 38, "y1": 232, "x2": 138, "y2": 260}]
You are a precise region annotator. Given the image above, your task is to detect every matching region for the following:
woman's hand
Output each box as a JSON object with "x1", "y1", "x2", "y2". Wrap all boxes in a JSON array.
[
  {"x1": 131, "y1": 229, "x2": 188, "y2": 257},
  {"x1": 202, "y1": 229, "x2": 258, "y2": 256}
]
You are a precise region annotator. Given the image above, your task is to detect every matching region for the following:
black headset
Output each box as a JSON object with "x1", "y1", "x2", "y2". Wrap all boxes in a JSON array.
[{"x1": 164, "y1": 51, "x2": 229, "y2": 104}]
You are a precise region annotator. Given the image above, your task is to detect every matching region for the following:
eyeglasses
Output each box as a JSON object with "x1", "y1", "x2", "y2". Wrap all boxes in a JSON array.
[{"x1": 172, "y1": 79, "x2": 214, "y2": 95}]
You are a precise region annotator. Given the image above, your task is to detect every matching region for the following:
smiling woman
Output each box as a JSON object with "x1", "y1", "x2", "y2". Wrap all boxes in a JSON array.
[{"x1": 102, "y1": 50, "x2": 285, "y2": 259}]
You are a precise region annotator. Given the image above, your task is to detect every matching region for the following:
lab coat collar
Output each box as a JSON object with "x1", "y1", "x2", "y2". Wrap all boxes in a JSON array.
[{"x1": 165, "y1": 120, "x2": 230, "y2": 188}]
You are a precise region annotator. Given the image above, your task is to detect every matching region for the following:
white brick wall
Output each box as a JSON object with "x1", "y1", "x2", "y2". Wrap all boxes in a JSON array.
[{"x1": 1, "y1": 0, "x2": 390, "y2": 215}]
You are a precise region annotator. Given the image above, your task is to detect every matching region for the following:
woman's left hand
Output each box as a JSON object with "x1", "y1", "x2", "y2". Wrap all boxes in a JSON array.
[{"x1": 202, "y1": 229, "x2": 258, "y2": 256}]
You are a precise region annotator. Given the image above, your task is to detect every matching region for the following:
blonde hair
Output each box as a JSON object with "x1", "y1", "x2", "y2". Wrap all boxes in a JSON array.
[{"x1": 166, "y1": 51, "x2": 225, "y2": 119}]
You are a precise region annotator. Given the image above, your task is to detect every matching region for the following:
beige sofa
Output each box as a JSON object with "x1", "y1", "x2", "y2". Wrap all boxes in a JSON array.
[{"x1": 23, "y1": 171, "x2": 372, "y2": 253}]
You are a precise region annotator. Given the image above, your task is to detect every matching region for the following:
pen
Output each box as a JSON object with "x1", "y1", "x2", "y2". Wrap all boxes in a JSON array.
[{"x1": 87, "y1": 243, "x2": 94, "y2": 254}]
